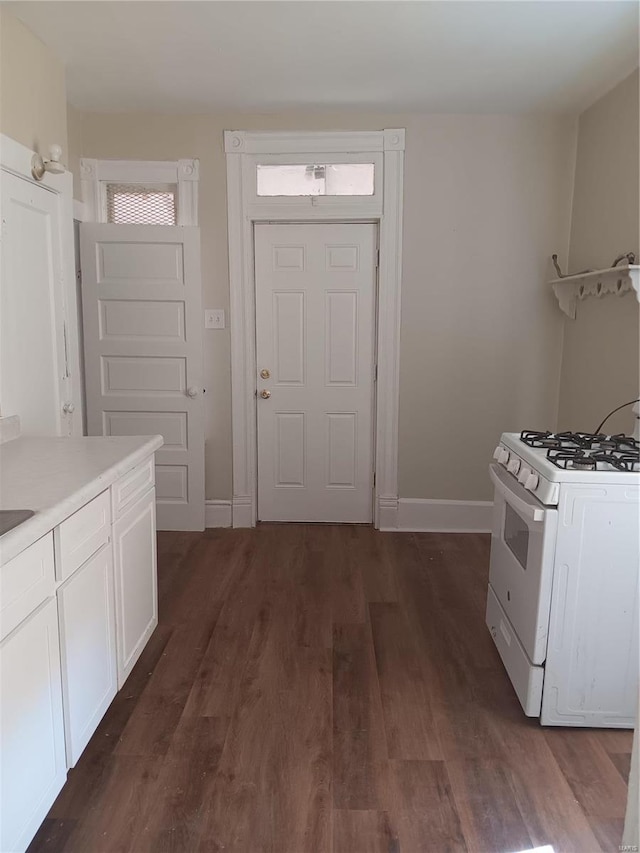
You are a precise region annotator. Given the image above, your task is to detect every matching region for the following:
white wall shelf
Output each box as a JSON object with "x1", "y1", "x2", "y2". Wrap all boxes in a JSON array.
[{"x1": 550, "y1": 264, "x2": 640, "y2": 319}]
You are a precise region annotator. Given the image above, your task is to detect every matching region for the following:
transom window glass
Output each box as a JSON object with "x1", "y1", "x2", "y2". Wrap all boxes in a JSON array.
[
  {"x1": 106, "y1": 183, "x2": 177, "y2": 225},
  {"x1": 256, "y1": 163, "x2": 375, "y2": 197}
]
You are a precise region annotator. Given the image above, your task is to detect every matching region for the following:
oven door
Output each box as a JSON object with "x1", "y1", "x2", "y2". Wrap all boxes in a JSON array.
[{"x1": 488, "y1": 463, "x2": 558, "y2": 664}]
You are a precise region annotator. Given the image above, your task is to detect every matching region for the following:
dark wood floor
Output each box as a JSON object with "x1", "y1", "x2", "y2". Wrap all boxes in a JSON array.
[{"x1": 29, "y1": 526, "x2": 632, "y2": 853}]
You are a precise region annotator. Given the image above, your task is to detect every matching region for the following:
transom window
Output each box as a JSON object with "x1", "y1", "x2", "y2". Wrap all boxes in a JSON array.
[
  {"x1": 106, "y1": 183, "x2": 177, "y2": 225},
  {"x1": 256, "y1": 163, "x2": 375, "y2": 197},
  {"x1": 80, "y1": 158, "x2": 199, "y2": 226}
]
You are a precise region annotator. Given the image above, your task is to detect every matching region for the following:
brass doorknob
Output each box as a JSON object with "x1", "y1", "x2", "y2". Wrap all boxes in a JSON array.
[
  {"x1": 260, "y1": 369, "x2": 271, "y2": 379},
  {"x1": 260, "y1": 389, "x2": 271, "y2": 399}
]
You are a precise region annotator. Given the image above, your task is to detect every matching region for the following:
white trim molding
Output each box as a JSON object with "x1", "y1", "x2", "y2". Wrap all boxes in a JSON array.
[
  {"x1": 1, "y1": 134, "x2": 83, "y2": 438},
  {"x1": 384, "y1": 498, "x2": 494, "y2": 533},
  {"x1": 225, "y1": 128, "x2": 405, "y2": 528},
  {"x1": 205, "y1": 500, "x2": 232, "y2": 529},
  {"x1": 80, "y1": 157, "x2": 199, "y2": 225}
]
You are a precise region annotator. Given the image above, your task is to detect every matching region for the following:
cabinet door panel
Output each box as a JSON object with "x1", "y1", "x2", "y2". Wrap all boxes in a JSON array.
[
  {"x1": 0, "y1": 598, "x2": 66, "y2": 853},
  {"x1": 112, "y1": 487, "x2": 158, "y2": 687},
  {"x1": 58, "y1": 544, "x2": 117, "y2": 766}
]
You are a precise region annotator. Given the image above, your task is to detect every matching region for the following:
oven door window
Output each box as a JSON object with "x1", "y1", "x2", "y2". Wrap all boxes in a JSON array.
[{"x1": 504, "y1": 503, "x2": 529, "y2": 569}]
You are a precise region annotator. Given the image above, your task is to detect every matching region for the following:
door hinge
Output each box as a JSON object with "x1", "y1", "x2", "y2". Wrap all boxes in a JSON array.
[
  {"x1": 375, "y1": 249, "x2": 380, "y2": 268},
  {"x1": 373, "y1": 472, "x2": 376, "y2": 487}
]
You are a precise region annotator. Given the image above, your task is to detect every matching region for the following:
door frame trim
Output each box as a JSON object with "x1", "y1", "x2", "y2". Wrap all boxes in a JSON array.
[{"x1": 224, "y1": 129, "x2": 405, "y2": 528}]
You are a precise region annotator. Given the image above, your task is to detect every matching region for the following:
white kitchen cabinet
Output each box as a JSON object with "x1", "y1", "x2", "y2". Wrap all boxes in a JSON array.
[
  {"x1": 112, "y1": 486, "x2": 158, "y2": 687},
  {"x1": 0, "y1": 598, "x2": 67, "y2": 853},
  {"x1": 57, "y1": 543, "x2": 117, "y2": 767}
]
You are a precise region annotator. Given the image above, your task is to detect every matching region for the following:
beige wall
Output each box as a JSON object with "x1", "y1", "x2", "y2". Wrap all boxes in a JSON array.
[
  {"x1": 558, "y1": 70, "x2": 640, "y2": 436},
  {"x1": 73, "y1": 110, "x2": 576, "y2": 502},
  {"x1": 0, "y1": 8, "x2": 67, "y2": 157}
]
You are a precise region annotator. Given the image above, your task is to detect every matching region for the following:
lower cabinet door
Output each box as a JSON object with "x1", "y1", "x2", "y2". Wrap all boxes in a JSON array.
[
  {"x1": 57, "y1": 544, "x2": 117, "y2": 767},
  {"x1": 112, "y1": 487, "x2": 158, "y2": 687},
  {"x1": 0, "y1": 598, "x2": 67, "y2": 853}
]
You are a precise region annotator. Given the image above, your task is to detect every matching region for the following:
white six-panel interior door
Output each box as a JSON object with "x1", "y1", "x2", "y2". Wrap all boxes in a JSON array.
[
  {"x1": 80, "y1": 224, "x2": 204, "y2": 531},
  {"x1": 255, "y1": 223, "x2": 377, "y2": 523}
]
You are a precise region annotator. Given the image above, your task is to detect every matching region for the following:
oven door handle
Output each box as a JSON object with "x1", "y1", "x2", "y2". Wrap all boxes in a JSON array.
[{"x1": 489, "y1": 464, "x2": 546, "y2": 522}]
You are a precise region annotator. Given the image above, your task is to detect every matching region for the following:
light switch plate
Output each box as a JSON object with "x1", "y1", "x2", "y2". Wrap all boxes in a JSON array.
[{"x1": 205, "y1": 309, "x2": 225, "y2": 329}]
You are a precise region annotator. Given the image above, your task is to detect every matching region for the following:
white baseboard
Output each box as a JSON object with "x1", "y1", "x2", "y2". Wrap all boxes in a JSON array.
[
  {"x1": 381, "y1": 498, "x2": 493, "y2": 533},
  {"x1": 232, "y1": 495, "x2": 254, "y2": 528},
  {"x1": 204, "y1": 500, "x2": 232, "y2": 528},
  {"x1": 206, "y1": 496, "x2": 491, "y2": 532}
]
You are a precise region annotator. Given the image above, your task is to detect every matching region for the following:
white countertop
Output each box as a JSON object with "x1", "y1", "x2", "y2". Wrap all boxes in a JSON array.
[{"x1": 0, "y1": 435, "x2": 163, "y2": 565}]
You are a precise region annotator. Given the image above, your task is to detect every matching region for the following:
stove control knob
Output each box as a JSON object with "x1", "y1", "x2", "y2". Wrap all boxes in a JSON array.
[
  {"x1": 517, "y1": 465, "x2": 531, "y2": 485},
  {"x1": 498, "y1": 448, "x2": 510, "y2": 466},
  {"x1": 524, "y1": 472, "x2": 539, "y2": 491},
  {"x1": 507, "y1": 458, "x2": 521, "y2": 475}
]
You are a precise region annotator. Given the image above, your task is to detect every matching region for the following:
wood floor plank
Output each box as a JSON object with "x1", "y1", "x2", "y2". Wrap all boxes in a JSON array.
[
  {"x1": 333, "y1": 810, "x2": 399, "y2": 853},
  {"x1": 331, "y1": 525, "x2": 368, "y2": 624},
  {"x1": 196, "y1": 583, "x2": 333, "y2": 853},
  {"x1": 370, "y1": 602, "x2": 443, "y2": 760},
  {"x1": 610, "y1": 751, "x2": 632, "y2": 782},
  {"x1": 28, "y1": 526, "x2": 632, "y2": 853},
  {"x1": 543, "y1": 729, "x2": 630, "y2": 819},
  {"x1": 130, "y1": 717, "x2": 229, "y2": 853},
  {"x1": 383, "y1": 760, "x2": 467, "y2": 852},
  {"x1": 358, "y1": 528, "x2": 400, "y2": 604},
  {"x1": 51, "y1": 755, "x2": 165, "y2": 853},
  {"x1": 333, "y1": 621, "x2": 387, "y2": 809},
  {"x1": 446, "y1": 758, "x2": 533, "y2": 853},
  {"x1": 26, "y1": 819, "x2": 77, "y2": 853},
  {"x1": 477, "y1": 671, "x2": 603, "y2": 853}
]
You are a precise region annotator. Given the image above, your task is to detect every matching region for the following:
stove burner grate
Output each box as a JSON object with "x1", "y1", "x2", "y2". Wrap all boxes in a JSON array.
[
  {"x1": 545, "y1": 447, "x2": 640, "y2": 472},
  {"x1": 546, "y1": 449, "x2": 596, "y2": 470},
  {"x1": 521, "y1": 430, "x2": 640, "y2": 471}
]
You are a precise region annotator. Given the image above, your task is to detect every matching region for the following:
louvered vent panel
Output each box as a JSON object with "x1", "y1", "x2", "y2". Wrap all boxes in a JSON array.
[{"x1": 106, "y1": 184, "x2": 177, "y2": 225}]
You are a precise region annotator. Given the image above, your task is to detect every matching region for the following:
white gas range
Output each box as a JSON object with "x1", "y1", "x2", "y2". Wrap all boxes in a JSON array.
[{"x1": 486, "y1": 429, "x2": 639, "y2": 727}]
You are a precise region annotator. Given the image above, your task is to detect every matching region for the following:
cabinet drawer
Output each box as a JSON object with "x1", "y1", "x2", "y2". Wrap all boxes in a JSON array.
[
  {"x1": 111, "y1": 457, "x2": 155, "y2": 520},
  {"x1": 55, "y1": 490, "x2": 111, "y2": 583},
  {"x1": 1, "y1": 534, "x2": 55, "y2": 642}
]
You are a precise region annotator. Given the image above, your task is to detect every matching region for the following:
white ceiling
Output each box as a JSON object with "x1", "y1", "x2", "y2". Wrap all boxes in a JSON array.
[{"x1": 6, "y1": 1, "x2": 640, "y2": 114}]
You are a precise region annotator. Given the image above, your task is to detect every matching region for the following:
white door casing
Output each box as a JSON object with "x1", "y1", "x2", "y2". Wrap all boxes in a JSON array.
[
  {"x1": 80, "y1": 224, "x2": 204, "y2": 530},
  {"x1": 255, "y1": 223, "x2": 376, "y2": 522},
  {"x1": 225, "y1": 129, "x2": 405, "y2": 528}
]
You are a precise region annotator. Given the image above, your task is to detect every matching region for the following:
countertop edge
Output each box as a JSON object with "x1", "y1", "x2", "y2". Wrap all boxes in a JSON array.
[{"x1": 0, "y1": 435, "x2": 163, "y2": 566}]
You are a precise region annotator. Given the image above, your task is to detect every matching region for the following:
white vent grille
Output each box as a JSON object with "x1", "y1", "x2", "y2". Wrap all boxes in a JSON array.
[{"x1": 106, "y1": 183, "x2": 177, "y2": 225}]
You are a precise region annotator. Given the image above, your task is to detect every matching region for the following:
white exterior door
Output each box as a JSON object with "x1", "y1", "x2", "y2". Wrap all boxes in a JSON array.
[
  {"x1": 0, "y1": 172, "x2": 72, "y2": 435},
  {"x1": 255, "y1": 223, "x2": 377, "y2": 523},
  {"x1": 80, "y1": 224, "x2": 204, "y2": 530}
]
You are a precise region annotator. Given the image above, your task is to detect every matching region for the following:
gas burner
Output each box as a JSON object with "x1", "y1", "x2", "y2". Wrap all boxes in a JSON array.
[
  {"x1": 520, "y1": 430, "x2": 562, "y2": 449},
  {"x1": 547, "y1": 449, "x2": 597, "y2": 470},
  {"x1": 615, "y1": 435, "x2": 640, "y2": 453},
  {"x1": 547, "y1": 446, "x2": 640, "y2": 472},
  {"x1": 591, "y1": 451, "x2": 640, "y2": 473}
]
